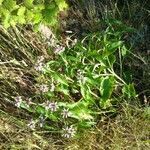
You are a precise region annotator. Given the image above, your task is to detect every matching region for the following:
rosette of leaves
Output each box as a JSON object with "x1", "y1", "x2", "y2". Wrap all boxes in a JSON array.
[{"x1": 0, "y1": 0, "x2": 68, "y2": 28}]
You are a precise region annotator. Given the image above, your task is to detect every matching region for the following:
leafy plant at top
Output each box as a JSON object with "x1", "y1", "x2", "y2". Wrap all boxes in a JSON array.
[{"x1": 0, "y1": 0, "x2": 68, "y2": 28}]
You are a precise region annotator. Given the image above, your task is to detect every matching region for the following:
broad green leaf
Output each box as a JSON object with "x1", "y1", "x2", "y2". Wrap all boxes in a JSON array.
[
  {"x1": 52, "y1": 73, "x2": 68, "y2": 86},
  {"x1": 104, "y1": 41, "x2": 122, "y2": 56},
  {"x1": 100, "y1": 76, "x2": 115, "y2": 100},
  {"x1": 80, "y1": 84, "x2": 86, "y2": 99},
  {"x1": 122, "y1": 83, "x2": 136, "y2": 98},
  {"x1": 105, "y1": 54, "x2": 116, "y2": 67},
  {"x1": 99, "y1": 98, "x2": 113, "y2": 109},
  {"x1": 77, "y1": 120, "x2": 96, "y2": 128},
  {"x1": 47, "y1": 113, "x2": 59, "y2": 121},
  {"x1": 3, "y1": 12, "x2": 10, "y2": 28},
  {"x1": 20, "y1": 102, "x2": 33, "y2": 112},
  {"x1": 36, "y1": 106, "x2": 46, "y2": 115},
  {"x1": 26, "y1": 9, "x2": 34, "y2": 21},
  {"x1": 68, "y1": 101, "x2": 93, "y2": 120},
  {"x1": 9, "y1": 15, "x2": 18, "y2": 26},
  {"x1": 56, "y1": 85, "x2": 70, "y2": 96}
]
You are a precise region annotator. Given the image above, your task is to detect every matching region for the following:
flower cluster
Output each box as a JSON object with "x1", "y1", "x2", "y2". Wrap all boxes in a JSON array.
[
  {"x1": 27, "y1": 119, "x2": 36, "y2": 130},
  {"x1": 14, "y1": 96, "x2": 22, "y2": 108},
  {"x1": 77, "y1": 69, "x2": 85, "y2": 83},
  {"x1": 25, "y1": 99, "x2": 76, "y2": 137},
  {"x1": 43, "y1": 101, "x2": 71, "y2": 118},
  {"x1": 62, "y1": 125, "x2": 76, "y2": 138},
  {"x1": 61, "y1": 108, "x2": 70, "y2": 119},
  {"x1": 34, "y1": 56, "x2": 45, "y2": 72},
  {"x1": 39, "y1": 84, "x2": 49, "y2": 93},
  {"x1": 39, "y1": 116, "x2": 45, "y2": 128},
  {"x1": 50, "y1": 83, "x2": 55, "y2": 92},
  {"x1": 43, "y1": 101, "x2": 58, "y2": 112}
]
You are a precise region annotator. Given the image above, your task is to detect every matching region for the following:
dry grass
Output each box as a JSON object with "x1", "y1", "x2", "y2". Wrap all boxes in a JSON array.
[
  {"x1": 0, "y1": 110, "x2": 58, "y2": 150},
  {"x1": 0, "y1": 103, "x2": 150, "y2": 150}
]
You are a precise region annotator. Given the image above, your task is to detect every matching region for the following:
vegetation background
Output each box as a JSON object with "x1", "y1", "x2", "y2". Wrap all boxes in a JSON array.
[{"x1": 0, "y1": 0, "x2": 150, "y2": 149}]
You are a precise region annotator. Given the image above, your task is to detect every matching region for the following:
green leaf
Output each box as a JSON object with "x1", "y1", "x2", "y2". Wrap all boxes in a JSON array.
[
  {"x1": 24, "y1": 0, "x2": 34, "y2": 8},
  {"x1": 55, "y1": 0, "x2": 68, "y2": 11},
  {"x1": 100, "y1": 76, "x2": 114, "y2": 100},
  {"x1": 17, "y1": 6, "x2": 26, "y2": 24},
  {"x1": 3, "y1": 0, "x2": 17, "y2": 11},
  {"x1": 33, "y1": 12, "x2": 42, "y2": 24},
  {"x1": 77, "y1": 120, "x2": 96, "y2": 128},
  {"x1": 47, "y1": 113, "x2": 59, "y2": 121},
  {"x1": 122, "y1": 83, "x2": 136, "y2": 98},
  {"x1": 52, "y1": 73, "x2": 69, "y2": 86},
  {"x1": 99, "y1": 99, "x2": 113, "y2": 109},
  {"x1": 121, "y1": 45, "x2": 128, "y2": 56},
  {"x1": 68, "y1": 101, "x2": 93, "y2": 121},
  {"x1": 36, "y1": 106, "x2": 46, "y2": 115},
  {"x1": 104, "y1": 41, "x2": 122, "y2": 56},
  {"x1": 9, "y1": 15, "x2": 18, "y2": 26},
  {"x1": 20, "y1": 103, "x2": 33, "y2": 112},
  {"x1": 42, "y1": 4, "x2": 59, "y2": 25},
  {"x1": 56, "y1": 85, "x2": 70, "y2": 96},
  {"x1": 3, "y1": 12, "x2": 10, "y2": 28},
  {"x1": 17, "y1": 6, "x2": 26, "y2": 16},
  {"x1": 103, "y1": 54, "x2": 116, "y2": 67},
  {"x1": 26, "y1": 9, "x2": 34, "y2": 21},
  {"x1": 0, "y1": 0, "x2": 4, "y2": 5},
  {"x1": 80, "y1": 84, "x2": 86, "y2": 99}
]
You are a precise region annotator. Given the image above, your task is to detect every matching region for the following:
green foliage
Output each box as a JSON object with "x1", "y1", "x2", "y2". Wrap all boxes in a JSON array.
[
  {"x1": 122, "y1": 83, "x2": 137, "y2": 98},
  {"x1": 0, "y1": 0, "x2": 68, "y2": 28},
  {"x1": 12, "y1": 21, "x2": 136, "y2": 138}
]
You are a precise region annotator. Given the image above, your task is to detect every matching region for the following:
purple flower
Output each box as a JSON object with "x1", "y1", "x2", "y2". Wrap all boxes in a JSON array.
[
  {"x1": 39, "y1": 84, "x2": 49, "y2": 93},
  {"x1": 14, "y1": 96, "x2": 22, "y2": 108},
  {"x1": 37, "y1": 56, "x2": 44, "y2": 63},
  {"x1": 62, "y1": 125, "x2": 76, "y2": 138},
  {"x1": 54, "y1": 45, "x2": 65, "y2": 54},
  {"x1": 43, "y1": 101, "x2": 58, "y2": 112},
  {"x1": 27, "y1": 119, "x2": 36, "y2": 130},
  {"x1": 34, "y1": 62, "x2": 44, "y2": 72},
  {"x1": 50, "y1": 83, "x2": 55, "y2": 92},
  {"x1": 61, "y1": 108, "x2": 70, "y2": 119},
  {"x1": 48, "y1": 102, "x2": 58, "y2": 112},
  {"x1": 34, "y1": 56, "x2": 45, "y2": 72},
  {"x1": 39, "y1": 116, "x2": 45, "y2": 128}
]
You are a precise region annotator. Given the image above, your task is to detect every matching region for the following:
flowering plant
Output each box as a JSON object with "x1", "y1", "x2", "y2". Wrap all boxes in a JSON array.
[{"x1": 13, "y1": 23, "x2": 136, "y2": 138}]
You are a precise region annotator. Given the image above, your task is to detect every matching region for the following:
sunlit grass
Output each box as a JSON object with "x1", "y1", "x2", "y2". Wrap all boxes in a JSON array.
[{"x1": 0, "y1": 103, "x2": 149, "y2": 150}]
